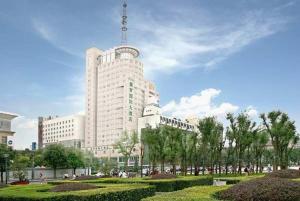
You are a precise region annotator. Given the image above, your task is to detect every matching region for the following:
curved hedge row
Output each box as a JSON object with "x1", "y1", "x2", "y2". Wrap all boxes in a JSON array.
[
  {"x1": 0, "y1": 183, "x2": 155, "y2": 201},
  {"x1": 142, "y1": 185, "x2": 229, "y2": 201},
  {"x1": 79, "y1": 176, "x2": 214, "y2": 192}
]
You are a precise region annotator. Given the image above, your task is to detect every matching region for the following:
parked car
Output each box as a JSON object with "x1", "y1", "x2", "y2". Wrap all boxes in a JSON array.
[{"x1": 95, "y1": 172, "x2": 104, "y2": 177}]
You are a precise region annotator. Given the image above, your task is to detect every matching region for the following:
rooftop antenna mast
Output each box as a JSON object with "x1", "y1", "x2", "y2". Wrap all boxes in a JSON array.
[{"x1": 121, "y1": 1, "x2": 128, "y2": 45}]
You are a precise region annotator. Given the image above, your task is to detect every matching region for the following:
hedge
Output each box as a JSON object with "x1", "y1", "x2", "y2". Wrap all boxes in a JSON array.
[
  {"x1": 80, "y1": 176, "x2": 213, "y2": 192},
  {"x1": 0, "y1": 183, "x2": 155, "y2": 201},
  {"x1": 141, "y1": 185, "x2": 229, "y2": 201}
]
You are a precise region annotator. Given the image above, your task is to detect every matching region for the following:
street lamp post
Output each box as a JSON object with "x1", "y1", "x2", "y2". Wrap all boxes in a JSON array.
[
  {"x1": 31, "y1": 152, "x2": 35, "y2": 180},
  {"x1": 3, "y1": 154, "x2": 9, "y2": 184}
]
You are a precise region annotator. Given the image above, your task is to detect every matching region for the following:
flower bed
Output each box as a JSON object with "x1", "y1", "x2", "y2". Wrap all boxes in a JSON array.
[
  {"x1": 216, "y1": 177, "x2": 300, "y2": 201},
  {"x1": 266, "y1": 169, "x2": 300, "y2": 179}
]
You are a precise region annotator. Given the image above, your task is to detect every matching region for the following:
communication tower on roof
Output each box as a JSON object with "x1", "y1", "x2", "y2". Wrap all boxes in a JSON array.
[{"x1": 121, "y1": 1, "x2": 128, "y2": 44}]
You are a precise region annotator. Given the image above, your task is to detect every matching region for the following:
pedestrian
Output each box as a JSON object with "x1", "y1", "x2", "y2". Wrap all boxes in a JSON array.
[
  {"x1": 244, "y1": 167, "x2": 249, "y2": 176},
  {"x1": 39, "y1": 173, "x2": 44, "y2": 184}
]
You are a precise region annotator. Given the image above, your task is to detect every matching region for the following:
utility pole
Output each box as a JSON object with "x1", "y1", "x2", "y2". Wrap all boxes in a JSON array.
[{"x1": 31, "y1": 152, "x2": 35, "y2": 180}]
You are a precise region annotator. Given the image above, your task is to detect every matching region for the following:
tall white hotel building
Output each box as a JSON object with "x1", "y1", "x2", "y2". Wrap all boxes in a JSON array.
[{"x1": 84, "y1": 46, "x2": 159, "y2": 158}]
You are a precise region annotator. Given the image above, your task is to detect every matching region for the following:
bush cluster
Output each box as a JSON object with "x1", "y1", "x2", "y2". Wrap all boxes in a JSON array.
[
  {"x1": 49, "y1": 183, "x2": 98, "y2": 192},
  {"x1": 266, "y1": 169, "x2": 300, "y2": 179},
  {"x1": 216, "y1": 177, "x2": 300, "y2": 201}
]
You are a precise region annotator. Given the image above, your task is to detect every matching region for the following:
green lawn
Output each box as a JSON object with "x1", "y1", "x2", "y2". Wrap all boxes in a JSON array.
[{"x1": 141, "y1": 185, "x2": 230, "y2": 201}]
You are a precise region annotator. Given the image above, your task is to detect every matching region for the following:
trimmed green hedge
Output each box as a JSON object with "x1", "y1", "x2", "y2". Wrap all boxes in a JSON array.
[
  {"x1": 142, "y1": 185, "x2": 229, "y2": 201},
  {"x1": 213, "y1": 174, "x2": 264, "y2": 185},
  {"x1": 79, "y1": 176, "x2": 213, "y2": 192},
  {"x1": 0, "y1": 183, "x2": 155, "y2": 201}
]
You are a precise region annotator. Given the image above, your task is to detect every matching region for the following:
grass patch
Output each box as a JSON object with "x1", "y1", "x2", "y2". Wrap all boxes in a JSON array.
[
  {"x1": 0, "y1": 183, "x2": 155, "y2": 201},
  {"x1": 141, "y1": 185, "x2": 229, "y2": 201}
]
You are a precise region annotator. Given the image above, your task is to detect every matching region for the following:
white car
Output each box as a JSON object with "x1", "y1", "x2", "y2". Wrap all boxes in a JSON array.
[{"x1": 95, "y1": 172, "x2": 104, "y2": 177}]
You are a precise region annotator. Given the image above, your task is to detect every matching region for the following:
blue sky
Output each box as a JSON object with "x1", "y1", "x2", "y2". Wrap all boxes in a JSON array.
[{"x1": 0, "y1": 0, "x2": 299, "y2": 149}]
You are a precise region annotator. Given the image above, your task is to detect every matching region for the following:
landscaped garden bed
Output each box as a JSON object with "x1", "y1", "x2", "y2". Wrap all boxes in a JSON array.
[
  {"x1": 142, "y1": 185, "x2": 229, "y2": 201},
  {"x1": 50, "y1": 176, "x2": 214, "y2": 192},
  {"x1": 0, "y1": 183, "x2": 155, "y2": 201},
  {"x1": 216, "y1": 177, "x2": 300, "y2": 201},
  {"x1": 266, "y1": 169, "x2": 300, "y2": 179}
]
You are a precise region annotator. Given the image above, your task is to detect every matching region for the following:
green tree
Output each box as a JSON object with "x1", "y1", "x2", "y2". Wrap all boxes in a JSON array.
[
  {"x1": 198, "y1": 117, "x2": 224, "y2": 175},
  {"x1": 141, "y1": 127, "x2": 160, "y2": 172},
  {"x1": 260, "y1": 111, "x2": 299, "y2": 170},
  {"x1": 224, "y1": 127, "x2": 236, "y2": 174},
  {"x1": 289, "y1": 148, "x2": 300, "y2": 166},
  {"x1": 42, "y1": 144, "x2": 67, "y2": 178},
  {"x1": 252, "y1": 130, "x2": 269, "y2": 173},
  {"x1": 186, "y1": 132, "x2": 199, "y2": 175},
  {"x1": 99, "y1": 158, "x2": 117, "y2": 176},
  {"x1": 227, "y1": 113, "x2": 257, "y2": 174},
  {"x1": 11, "y1": 154, "x2": 30, "y2": 181},
  {"x1": 115, "y1": 131, "x2": 138, "y2": 173},
  {"x1": 164, "y1": 126, "x2": 181, "y2": 175},
  {"x1": 178, "y1": 129, "x2": 188, "y2": 176},
  {"x1": 0, "y1": 144, "x2": 15, "y2": 183},
  {"x1": 66, "y1": 148, "x2": 85, "y2": 175},
  {"x1": 84, "y1": 151, "x2": 100, "y2": 174}
]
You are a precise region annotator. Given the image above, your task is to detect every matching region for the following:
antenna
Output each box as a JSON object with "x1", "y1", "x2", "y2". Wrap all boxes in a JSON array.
[{"x1": 121, "y1": 1, "x2": 128, "y2": 44}]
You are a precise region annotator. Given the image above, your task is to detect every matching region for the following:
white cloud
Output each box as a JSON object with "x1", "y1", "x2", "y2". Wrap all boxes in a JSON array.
[
  {"x1": 31, "y1": 18, "x2": 83, "y2": 57},
  {"x1": 162, "y1": 88, "x2": 239, "y2": 120},
  {"x1": 10, "y1": 116, "x2": 38, "y2": 150},
  {"x1": 245, "y1": 106, "x2": 258, "y2": 118},
  {"x1": 130, "y1": 7, "x2": 289, "y2": 76}
]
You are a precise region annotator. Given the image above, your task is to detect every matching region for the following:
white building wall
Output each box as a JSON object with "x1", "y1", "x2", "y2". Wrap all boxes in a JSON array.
[
  {"x1": 42, "y1": 114, "x2": 85, "y2": 148},
  {"x1": 85, "y1": 45, "x2": 159, "y2": 158}
]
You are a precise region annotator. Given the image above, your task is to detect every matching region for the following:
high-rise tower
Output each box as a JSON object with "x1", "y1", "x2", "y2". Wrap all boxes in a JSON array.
[{"x1": 84, "y1": 2, "x2": 159, "y2": 158}]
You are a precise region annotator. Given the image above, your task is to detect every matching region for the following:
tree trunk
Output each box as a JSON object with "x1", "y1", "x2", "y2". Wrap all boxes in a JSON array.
[
  {"x1": 161, "y1": 159, "x2": 165, "y2": 173},
  {"x1": 172, "y1": 164, "x2": 176, "y2": 175},
  {"x1": 256, "y1": 158, "x2": 259, "y2": 173},
  {"x1": 140, "y1": 155, "x2": 144, "y2": 178},
  {"x1": 259, "y1": 156, "x2": 263, "y2": 173},
  {"x1": 194, "y1": 164, "x2": 199, "y2": 176},
  {"x1": 73, "y1": 168, "x2": 76, "y2": 175}
]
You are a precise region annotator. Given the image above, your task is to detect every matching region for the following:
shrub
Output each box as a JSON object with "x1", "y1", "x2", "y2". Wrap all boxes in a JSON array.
[
  {"x1": 10, "y1": 180, "x2": 30, "y2": 185},
  {"x1": 150, "y1": 173, "x2": 176, "y2": 180},
  {"x1": 0, "y1": 183, "x2": 155, "y2": 201},
  {"x1": 216, "y1": 177, "x2": 300, "y2": 201},
  {"x1": 266, "y1": 169, "x2": 300, "y2": 179},
  {"x1": 49, "y1": 183, "x2": 98, "y2": 192},
  {"x1": 74, "y1": 175, "x2": 103, "y2": 180}
]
